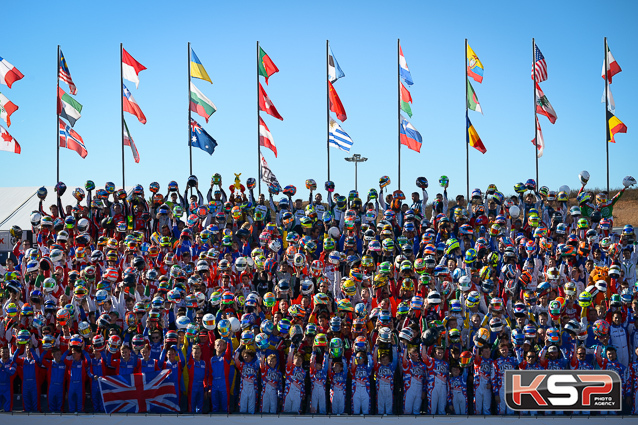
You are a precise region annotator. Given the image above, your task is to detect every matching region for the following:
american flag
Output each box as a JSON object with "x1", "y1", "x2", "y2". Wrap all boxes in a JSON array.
[
  {"x1": 98, "y1": 370, "x2": 179, "y2": 413},
  {"x1": 531, "y1": 45, "x2": 547, "y2": 82},
  {"x1": 58, "y1": 50, "x2": 77, "y2": 95}
]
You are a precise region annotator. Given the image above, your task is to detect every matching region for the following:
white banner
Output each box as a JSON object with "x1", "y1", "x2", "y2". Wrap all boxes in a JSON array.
[{"x1": 260, "y1": 152, "x2": 280, "y2": 188}]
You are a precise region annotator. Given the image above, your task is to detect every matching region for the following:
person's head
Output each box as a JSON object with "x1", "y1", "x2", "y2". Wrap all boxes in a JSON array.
[
  {"x1": 267, "y1": 353, "x2": 277, "y2": 369},
  {"x1": 408, "y1": 347, "x2": 420, "y2": 361},
  {"x1": 0, "y1": 347, "x2": 9, "y2": 361},
  {"x1": 481, "y1": 345, "x2": 491, "y2": 358},
  {"x1": 293, "y1": 351, "x2": 304, "y2": 367},
  {"x1": 167, "y1": 347, "x2": 178, "y2": 362},
  {"x1": 51, "y1": 347, "x2": 62, "y2": 362},
  {"x1": 242, "y1": 349, "x2": 256, "y2": 362},
  {"x1": 450, "y1": 364, "x2": 461, "y2": 377},
  {"x1": 332, "y1": 360, "x2": 343, "y2": 373},
  {"x1": 607, "y1": 346, "x2": 617, "y2": 361},
  {"x1": 141, "y1": 344, "x2": 151, "y2": 360},
  {"x1": 215, "y1": 338, "x2": 227, "y2": 356},
  {"x1": 380, "y1": 353, "x2": 390, "y2": 366},
  {"x1": 471, "y1": 314, "x2": 481, "y2": 328},
  {"x1": 121, "y1": 344, "x2": 131, "y2": 360},
  {"x1": 192, "y1": 344, "x2": 202, "y2": 360},
  {"x1": 547, "y1": 345, "x2": 559, "y2": 360},
  {"x1": 612, "y1": 310, "x2": 622, "y2": 325},
  {"x1": 433, "y1": 346, "x2": 445, "y2": 360},
  {"x1": 498, "y1": 342, "x2": 510, "y2": 357},
  {"x1": 526, "y1": 350, "x2": 537, "y2": 364},
  {"x1": 71, "y1": 346, "x2": 83, "y2": 361},
  {"x1": 577, "y1": 346, "x2": 587, "y2": 361}
]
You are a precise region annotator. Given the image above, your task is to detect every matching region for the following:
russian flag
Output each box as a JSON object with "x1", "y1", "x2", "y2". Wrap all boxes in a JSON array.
[
  {"x1": 0, "y1": 56, "x2": 24, "y2": 88},
  {"x1": 400, "y1": 114, "x2": 422, "y2": 153},
  {"x1": 123, "y1": 84, "x2": 147, "y2": 124}
]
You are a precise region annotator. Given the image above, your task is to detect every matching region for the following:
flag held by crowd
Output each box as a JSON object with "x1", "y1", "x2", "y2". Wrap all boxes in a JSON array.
[
  {"x1": 0, "y1": 124, "x2": 20, "y2": 154},
  {"x1": 328, "y1": 46, "x2": 345, "y2": 83},
  {"x1": 190, "y1": 48, "x2": 212, "y2": 84},
  {"x1": 399, "y1": 115, "x2": 422, "y2": 153},
  {"x1": 0, "y1": 56, "x2": 24, "y2": 89},
  {"x1": 466, "y1": 115, "x2": 486, "y2": 154},
  {"x1": 0, "y1": 92, "x2": 18, "y2": 127},
  {"x1": 328, "y1": 81, "x2": 347, "y2": 122},
  {"x1": 190, "y1": 82, "x2": 217, "y2": 123},
  {"x1": 123, "y1": 84, "x2": 147, "y2": 124},
  {"x1": 260, "y1": 152, "x2": 279, "y2": 187},
  {"x1": 122, "y1": 48, "x2": 146, "y2": 89},
  {"x1": 59, "y1": 119, "x2": 87, "y2": 158},
  {"x1": 602, "y1": 44, "x2": 622, "y2": 83},
  {"x1": 535, "y1": 83, "x2": 557, "y2": 124},
  {"x1": 399, "y1": 44, "x2": 413, "y2": 86},
  {"x1": 466, "y1": 44, "x2": 484, "y2": 83},
  {"x1": 190, "y1": 118, "x2": 217, "y2": 155},
  {"x1": 58, "y1": 50, "x2": 77, "y2": 95},
  {"x1": 531, "y1": 45, "x2": 547, "y2": 82},
  {"x1": 258, "y1": 47, "x2": 279, "y2": 85},
  {"x1": 532, "y1": 116, "x2": 544, "y2": 158},
  {"x1": 123, "y1": 119, "x2": 140, "y2": 163},
  {"x1": 466, "y1": 79, "x2": 482, "y2": 114},
  {"x1": 258, "y1": 83, "x2": 283, "y2": 121},
  {"x1": 57, "y1": 87, "x2": 82, "y2": 127},
  {"x1": 400, "y1": 83, "x2": 413, "y2": 118},
  {"x1": 259, "y1": 117, "x2": 277, "y2": 157},
  {"x1": 607, "y1": 111, "x2": 627, "y2": 144},
  {"x1": 329, "y1": 118, "x2": 354, "y2": 152},
  {"x1": 98, "y1": 370, "x2": 179, "y2": 414}
]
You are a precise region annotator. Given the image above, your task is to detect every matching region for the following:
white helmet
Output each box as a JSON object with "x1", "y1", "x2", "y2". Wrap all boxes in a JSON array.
[
  {"x1": 293, "y1": 253, "x2": 306, "y2": 268},
  {"x1": 427, "y1": 291, "x2": 442, "y2": 305},
  {"x1": 202, "y1": 313, "x2": 216, "y2": 330},
  {"x1": 57, "y1": 230, "x2": 69, "y2": 242},
  {"x1": 301, "y1": 279, "x2": 314, "y2": 295},
  {"x1": 50, "y1": 249, "x2": 64, "y2": 263},
  {"x1": 235, "y1": 257, "x2": 248, "y2": 272},
  {"x1": 328, "y1": 226, "x2": 340, "y2": 239},
  {"x1": 508, "y1": 205, "x2": 520, "y2": 219},
  {"x1": 176, "y1": 316, "x2": 191, "y2": 329},
  {"x1": 30, "y1": 212, "x2": 42, "y2": 226},
  {"x1": 623, "y1": 175, "x2": 636, "y2": 188},
  {"x1": 559, "y1": 185, "x2": 571, "y2": 194},
  {"x1": 196, "y1": 259, "x2": 209, "y2": 272},
  {"x1": 459, "y1": 276, "x2": 471, "y2": 292},
  {"x1": 579, "y1": 171, "x2": 590, "y2": 185},
  {"x1": 228, "y1": 316, "x2": 240, "y2": 333},
  {"x1": 77, "y1": 218, "x2": 90, "y2": 233},
  {"x1": 269, "y1": 239, "x2": 281, "y2": 253}
]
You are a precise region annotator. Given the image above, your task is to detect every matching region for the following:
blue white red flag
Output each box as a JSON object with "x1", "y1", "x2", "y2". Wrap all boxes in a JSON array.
[
  {"x1": 98, "y1": 370, "x2": 179, "y2": 414},
  {"x1": 58, "y1": 119, "x2": 87, "y2": 158},
  {"x1": 399, "y1": 114, "x2": 422, "y2": 153},
  {"x1": 531, "y1": 45, "x2": 547, "y2": 82},
  {"x1": 59, "y1": 49, "x2": 77, "y2": 95},
  {"x1": 123, "y1": 84, "x2": 147, "y2": 124},
  {"x1": 399, "y1": 44, "x2": 413, "y2": 86},
  {"x1": 190, "y1": 118, "x2": 217, "y2": 155}
]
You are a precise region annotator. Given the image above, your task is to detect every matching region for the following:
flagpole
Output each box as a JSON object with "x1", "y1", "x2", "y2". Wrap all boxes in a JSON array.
[
  {"x1": 464, "y1": 39, "x2": 469, "y2": 201},
  {"x1": 257, "y1": 40, "x2": 262, "y2": 195},
  {"x1": 397, "y1": 38, "x2": 401, "y2": 190},
  {"x1": 604, "y1": 37, "x2": 610, "y2": 193},
  {"x1": 188, "y1": 42, "x2": 193, "y2": 176},
  {"x1": 56, "y1": 45, "x2": 60, "y2": 183},
  {"x1": 327, "y1": 40, "x2": 331, "y2": 182},
  {"x1": 120, "y1": 43, "x2": 125, "y2": 188},
  {"x1": 533, "y1": 38, "x2": 538, "y2": 187}
]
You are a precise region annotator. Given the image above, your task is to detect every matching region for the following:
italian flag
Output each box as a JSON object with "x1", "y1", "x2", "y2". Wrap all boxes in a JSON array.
[
  {"x1": 602, "y1": 45, "x2": 622, "y2": 83},
  {"x1": 190, "y1": 82, "x2": 217, "y2": 123},
  {"x1": 258, "y1": 46, "x2": 279, "y2": 84},
  {"x1": 400, "y1": 83, "x2": 413, "y2": 118}
]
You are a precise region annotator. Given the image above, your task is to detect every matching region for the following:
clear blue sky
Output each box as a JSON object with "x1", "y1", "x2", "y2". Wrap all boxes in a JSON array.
[{"x1": 2, "y1": 0, "x2": 636, "y2": 199}]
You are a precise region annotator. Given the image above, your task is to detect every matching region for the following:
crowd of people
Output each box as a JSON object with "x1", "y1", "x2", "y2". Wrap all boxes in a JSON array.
[{"x1": 1, "y1": 171, "x2": 638, "y2": 416}]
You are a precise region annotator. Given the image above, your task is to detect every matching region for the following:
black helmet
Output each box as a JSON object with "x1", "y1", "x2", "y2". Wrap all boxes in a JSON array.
[
  {"x1": 101, "y1": 217, "x2": 115, "y2": 230},
  {"x1": 133, "y1": 256, "x2": 146, "y2": 272},
  {"x1": 10, "y1": 225, "x2": 22, "y2": 240},
  {"x1": 187, "y1": 175, "x2": 198, "y2": 187},
  {"x1": 591, "y1": 211, "x2": 602, "y2": 223},
  {"x1": 421, "y1": 328, "x2": 437, "y2": 346}
]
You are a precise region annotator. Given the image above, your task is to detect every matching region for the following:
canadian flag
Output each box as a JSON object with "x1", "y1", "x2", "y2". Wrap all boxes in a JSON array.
[{"x1": 0, "y1": 124, "x2": 21, "y2": 154}]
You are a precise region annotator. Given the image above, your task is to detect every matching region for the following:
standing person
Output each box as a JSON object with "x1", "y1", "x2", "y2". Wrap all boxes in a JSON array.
[
  {"x1": 159, "y1": 341, "x2": 186, "y2": 412},
  {"x1": 282, "y1": 344, "x2": 306, "y2": 414},
  {"x1": 401, "y1": 345, "x2": 425, "y2": 415},
  {"x1": 0, "y1": 346, "x2": 17, "y2": 412},
  {"x1": 447, "y1": 363, "x2": 469, "y2": 415},
  {"x1": 209, "y1": 337, "x2": 232, "y2": 413},
  {"x1": 492, "y1": 342, "x2": 519, "y2": 415},
  {"x1": 39, "y1": 346, "x2": 68, "y2": 413},
  {"x1": 373, "y1": 342, "x2": 398, "y2": 415},
  {"x1": 258, "y1": 353, "x2": 282, "y2": 414},
  {"x1": 328, "y1": 358, "x2": 348, "y2": 415},
  {"x1": 12, "y1": 342, "x2": 41, "y2": 412},
  {"x1": 472, "y1": 344, "x2": 494, "y2": 415},
  {"x1": 309, "y1": 347, "x2": 329, "y2": 414},
  {"x1": 350, "y1": 347, "x2": 373, "y2": 415},
  {"x1": 186, "y1": 343, "x2": 209, "y2": 414},
  {"x1": 233, "y1": 345, "x2": 259, "y2": 414},
  {"x1": 87, "y1": 336, "x2": 109, "y2": 413},
  {"x1": 64, "y1": 346, "x2": 90, "y2": 413},
  {"x1": 595, "y1": 346, "x2": 631, "y2": 415},
  {"x1": 421, "y1": 345, "x2": 449, "y2": 415}
]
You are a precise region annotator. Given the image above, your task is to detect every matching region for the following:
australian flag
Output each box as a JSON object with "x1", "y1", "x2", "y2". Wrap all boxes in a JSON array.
[
  {"x1": 98, "y1": 370, "x2": 179, "y2": 413},
  {"x1": 190, "y1": 118, "x2": 217, "y2": 155}
]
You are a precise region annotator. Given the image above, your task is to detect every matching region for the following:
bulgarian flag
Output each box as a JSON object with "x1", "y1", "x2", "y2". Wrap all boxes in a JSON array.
[
  {"x1": 190, "y1": 82, "x2": 217, "y2": 123},
  {"x1": 602, "y1": 44, "x2": 622, "y2": 84},
  {"x1": 259, "y1": 116, "x2": 277, "y2": 157},
  {"x1": 466, "y1": 78, "x2": 482, "y2": 114},
  {"x1": 400, "y1": 83, "x2": 413, "y2": 118},
  {"x1": 0, "y1": 92, "x2": 18, "y2": 127},
  {"x1": 258, "y1": 46, "x2": 279, "y2": 84},
  {"x1": 607, "y1": 110, "x2": 627, "y2": 143}
]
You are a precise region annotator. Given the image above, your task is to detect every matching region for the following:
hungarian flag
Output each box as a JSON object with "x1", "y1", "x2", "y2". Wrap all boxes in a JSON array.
[
  {"x1": 602, "y1": 44, "x2": 622, "y2": 84},
  {"x1": 59, "y1": 119, "x2": 87, "y2": 158},
  {"x1": 190, "y1": 82, "x2": 216, "y2": 122},
  {"x1": 258, "y1": 83, "x2": 283, "y2": 121},
  {"x1": 535, "y1": 83, "x2": 557, "y2": 124},
  {"x1": 466, "y1": 79, "x2": 482, "y2": 114},
  {"x1": 466, "y1": 115, "x2": 486, "y2": 154},
  {"x1": 400, "y1": 83, "x2": 413, "y2": 118},
  {"x1": 258, "y1": 46, "x2": 279, "y2": 85},
  {"x1": 531, "y1": 116, "x2": 544, "y2": 158},
  {"x1": 399, "y1": 115, "x2": 422, "y2": 153},
  {"x1": 123, "y1": 119, "x2": 140, "y2": 163},
  {"x1": 122, "y1": 48, "x2": 146, "y2": 89},
  {"x1": 328, "y1": 81, "x2": 347, "y2": 122},
  {"x1": 259, "y1": 117, "x2": 277, "y2": 157},
  {"x1": 57, "y1": 87, "x2": 82, "y2": 127},
  {"x1": 0, "y1": 92, "x2": 18, "y2": 126},
  {"x1": 0, "y1": 124, "x2": 21, "y2": 154},
  {"x1": 123, "y1": 84, "x2": 146, "y2": 124},
  {"x1": 0, "y1": 56, "x2": 24, "y2": 88},
  {"x1": 607, "y1": 111, "x2": 627, "y2": 143}
]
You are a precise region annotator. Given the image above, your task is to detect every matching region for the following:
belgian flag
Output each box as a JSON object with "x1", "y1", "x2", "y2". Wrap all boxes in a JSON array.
[{"x1": 607, "y1": 110, "x2": 627, "y2": 143}]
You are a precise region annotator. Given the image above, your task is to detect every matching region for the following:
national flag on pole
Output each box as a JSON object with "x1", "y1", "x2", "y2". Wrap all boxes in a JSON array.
[
  {"x1": 260, "y1": 152, "x2": 280, "y2": 187},
  {"x1": 190, "y1": 118, "x2": 217, "y2": 155},
  {"x1": 59, "y1": 119, "x2": 87, "y2": 158},
  {"x1": 57, "y1": 87, "x2": 82, "y2": 127},
  {"x1": 122, "y1": 48, "x2": 146, "y2": 89},
  {"x1": 400, "y1": 83, "x2": 413, "y2": 118},
  {"x1": 58, "y1": 49, "x2": 77, "y2": 95},
  {"x1": 123, "y1": 119, "x2": 140, "y2": 163},
  {"x1": 328, "y1": 46, "x2": 345, "y2": 83},
  {"x1": 123, "y1": 84, "x2": 147, "y2": 124},
  {"x1": 190, "y1": 48, "x2": 212, "y2": 84},
  {"x1": 328, "y1": 81, "x2": 347, "y2": 122},
  {"x1": 399, "y1": 115, "x2": 422, "y2": 153},
  {"x1": 607, "y1": 111, "x2": 627, "y2": 144},
  {"x1": 466, "y1": 115, "x2": 486, "y2": 154},
  {"x1": 531, "y1": 116, "x2": 544, "y2": 158},
  {"x1": 531, "y1": 45, "x2": 547, "y2": 82},
  {"x1": 602, "y1": 44, "x2": 622, "y2": 84},
  {"x1": 190, "y1": 82, "x2": 217, "y2": 123},
  {"x1": 329, "y1": 118, "x2": 354, "y2": 152},
  {"x1": 98, "y1": 370, "x2": 179, "y2": 414},
  {"x1": 0, "y1": 92, "x2": 18, "y2": 127},
  {"x1": 399, "y1": 44, "x2": 413, "y2": 86},
  {"x1": 258, "y1": 46, "x2": 279, "y2": 85},
  {"x1": 466, "y1": 79, "x2": 482, "y2": 114},
  {"x1": 259, "y1": 116, "x2": 277, "y2": 157},
  {"x1": 0, "y1": 124, "x2": 21, "y2": 154},
  {"x1": 535, "y1": 83, "x2": 557, "y2": 124},
  {"x1": 0, "y1": 56, "x2": 24, "y2": 88},
  {"x1": 258, "y1": 83, "x2": 283, "y2": 121},
  {"x1": 602, "y1": 86, "x2": 615, "y2": 113},
  {"x1": 466, "y1": 43, "x2": 484, "y2": 83}
]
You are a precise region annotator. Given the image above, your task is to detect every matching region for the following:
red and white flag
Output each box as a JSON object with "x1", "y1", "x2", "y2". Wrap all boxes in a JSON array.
[
  {"x1": 122, "y1": 48, "x2": 146, "y2": 89},
  {"x1": 531, "y1": 45, "x2": 547, "y2": 82},
  {"x1": 0, "y1": 56, "x2": 24, "y2": 88},
  {"x1": 259, "y1": 116, "x2": 277, "y2": 157},
  {"x1": 123, "y1": 84, "x2": 146, "y2": 124},
  {"x1": 535, "y1": 83, "x2": 557, "y2": 124},
  {"x1": 602, "y1": 44, "x2": 622, "y2": 84},
  {"x1": 531, "y1": 116, "x2": 544, "y2": 158},
  {"x1": 0, "y1": 124, "x2": 21, "y2": 154},
  {"x1": 123, "y1": 119, "x2": 140, "y2": 163},
  {"x1": 0, "y1": 92, "x2": 18, "y2": 126},
  {"x1": 59, "y1": 119, "x2": 87, "y2": 158},
  {"x1": 258, "y1": 83, "x2": 283, "y2": 121}
]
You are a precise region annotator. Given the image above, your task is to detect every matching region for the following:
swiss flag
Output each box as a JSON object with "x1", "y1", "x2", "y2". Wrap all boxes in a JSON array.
[{"x1": 258, "y1": 83, "x2": 283, "y2": 121}]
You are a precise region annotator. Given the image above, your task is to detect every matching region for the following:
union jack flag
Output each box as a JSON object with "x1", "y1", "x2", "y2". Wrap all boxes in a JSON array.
[{"x1": 98, "y1": 370, "x2": 179, "y2": 413}]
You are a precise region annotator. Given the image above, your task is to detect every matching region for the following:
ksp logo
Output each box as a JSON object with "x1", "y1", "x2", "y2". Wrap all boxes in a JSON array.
[{"x1": 505, "y1": 370, "x2": 621, "y2": 411}]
